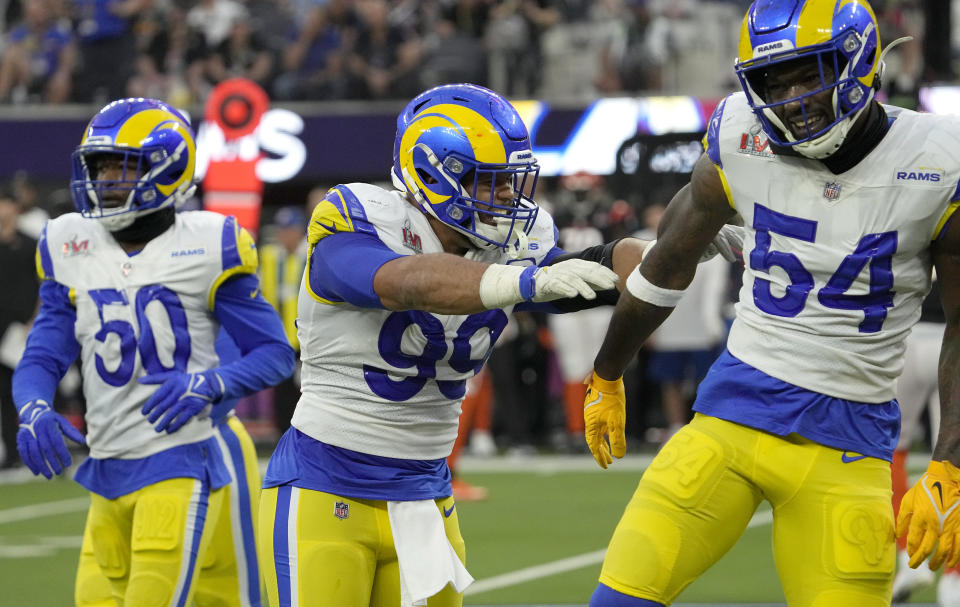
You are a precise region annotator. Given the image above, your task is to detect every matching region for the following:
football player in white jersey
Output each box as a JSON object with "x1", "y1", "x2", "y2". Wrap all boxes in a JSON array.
[
  {"x1": 582, "y1": 1, "x2": 960, "y2": 606},
  {"x1": 13, "y1": 98, "x2": 296, "y2": 606},
  {"x1": 257, "y1": 83, "x2": 743, "y2": 607}
]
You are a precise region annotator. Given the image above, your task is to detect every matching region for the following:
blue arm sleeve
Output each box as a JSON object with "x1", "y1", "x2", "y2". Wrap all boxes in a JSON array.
[
  {"x1": 308, "y1": 232, "x2": 402, "y2": 308},
  {"x1": 12, "y1": 281, "x2": 80, "y2": 410},
  {"x1": 212, "y1": 273, "x2": 297, "y2": 403}
]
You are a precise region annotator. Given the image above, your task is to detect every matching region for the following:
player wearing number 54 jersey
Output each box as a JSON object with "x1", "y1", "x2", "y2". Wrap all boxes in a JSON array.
[
  {"x1": 13, "y1": 98, "x2": 295, "y2": 607},
  {"x1": 258, "y1": 84, "x2": 741, "y2": 607},
  {"x1": 583, "y1": 1, "x2": 960, "y2": 606}
]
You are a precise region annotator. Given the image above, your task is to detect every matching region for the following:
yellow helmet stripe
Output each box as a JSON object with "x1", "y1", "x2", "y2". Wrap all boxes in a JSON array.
[
  {"x1": 843, "y1": 0, "x2": 882, "y2": 86},
  {"x1": 399, "y1": 103, "x2": 508, "y2": 207},
  {"x1": 113, "y1": 109, "x2": 185, "y2": 147},
  {"x1": 737, "y1": 13, "x2": 753, "y2": 62},
  {"x1": 410, "y1": 104, "x2": 508, "y2": 164},
  {"x1": 795, "y1": 0, "x2": 838, "y2": 48}
]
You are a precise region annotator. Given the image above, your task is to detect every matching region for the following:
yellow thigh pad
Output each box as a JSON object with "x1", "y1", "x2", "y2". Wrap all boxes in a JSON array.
[
  {"x1": 767, "y1": 440, "x2": 894, "y2": 607},
  {"x1": 88, "y1": 478, "x2": 224, "y2": 607},
  {"x1": 260, "y1": 486, "x2": 465, "y2": 607},
  {"x1": 600, "y1": 416, "x2": 762, "y2": 604},
  {"x1": 75, "y1": 508, "x2": 119, "y2": 607}
]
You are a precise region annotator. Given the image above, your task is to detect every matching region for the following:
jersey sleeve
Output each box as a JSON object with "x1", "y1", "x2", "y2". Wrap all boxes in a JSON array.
[
  {"x1": 303, "y1": 185, "x2": 396, "y2": 307},
  {"x1": 701, "y1": 95, "x2": 736, "y2": 210},
  {"x1": 702, "y1": 95, "x2": 727, "y2": 169},
  {"x1": 306, "y1": 185, "x2": 379, "y2": 246},
  {"x1": 934, "y1": 171, "x2": 960, "y2": 240},
  {"x1": 209, "y1": 215, "x2": 259, "y2": 309},
  {"x1": 35, "y1": 222, "x2": 55, "y2": 281},
  {"x1": 305, "y1": 232, "x2": 402, "y2": 307}
]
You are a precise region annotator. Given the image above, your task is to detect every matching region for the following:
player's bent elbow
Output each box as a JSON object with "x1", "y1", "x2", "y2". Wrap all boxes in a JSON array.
[
  {"x1": 276, "y1": 342, "x2": 298, "y2": 380},
  {"x1": 612, "y1": 238, "x2": 648, "y2": 285}
]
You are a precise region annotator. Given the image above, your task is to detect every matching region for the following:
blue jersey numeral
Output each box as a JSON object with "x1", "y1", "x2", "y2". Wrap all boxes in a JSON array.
[
  {"x1": 750, "y1": 204, "x2": 817, "y2": 317},
  {"x1": 363, "y1": 309, "x2": 508, "y2": 402},
  {"x1": 90, "y1": 289, "x2": 137, "y2": 387},
  {"x1": 817, "y1": 232, "x2": 897, "y2": 333},
  {"x1": 750, "y1": 204, "x2": 897, "y2": 333},
  {"x1": 90, "y1": 286, "x2": 192, "y2": 385}
]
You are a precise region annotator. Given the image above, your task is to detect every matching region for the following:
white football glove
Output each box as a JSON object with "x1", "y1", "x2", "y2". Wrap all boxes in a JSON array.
[
  {"x1": 531, "y1": 259, "x2": 619, "y2": 302},
  {"x1": 479, "y1": 259, "x2": 619, "y2": 309},
  {"x1": 700, "y1": 224, "x2": 744, "y2": 263}
]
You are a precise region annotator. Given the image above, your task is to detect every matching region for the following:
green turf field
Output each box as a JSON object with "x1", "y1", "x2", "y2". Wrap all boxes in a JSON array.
[{"x1": 0, "y1": 457, "x2": 940, "y2": 606}]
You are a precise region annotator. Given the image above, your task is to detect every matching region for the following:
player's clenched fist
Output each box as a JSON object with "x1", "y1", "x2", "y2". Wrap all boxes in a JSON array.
[
  {"x1": 583, "y1": 371, "x2": 626, "y2": 469},
  {"x1": 896, "y1": 460, "x2": 960, "y2": 570}
]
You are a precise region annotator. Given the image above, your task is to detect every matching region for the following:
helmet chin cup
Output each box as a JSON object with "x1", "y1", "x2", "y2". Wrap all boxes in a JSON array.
[
  {"x1": 471, "y1": 217, "x2": 530, "y2": 257},
  {"x1": 101, "y1": 212, "x2": 137, "y2": 232},
  {"x1": 760, "y1": 96, "x2": 869, "y2": 160}
]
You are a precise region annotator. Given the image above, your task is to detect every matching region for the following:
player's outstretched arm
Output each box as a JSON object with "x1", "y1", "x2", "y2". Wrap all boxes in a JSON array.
[
  {"x1": 518, "y1": 223, "x2": 743, "y2": 317},
  {"x1": 374, "y1": 254, "x2": 618, "y2": 314},
  {"x1": 898, "y1": 215, "x2": 960, "y2": 569},
  {"x1": 13, "y1": 280, "x2": 84, "y2": 478},
  {"x1": 593, "y1": 153, "x2": 735, "y2": 381},
  {"x1": 584, "y1": 153, "x2": 734, "y2": 467}
]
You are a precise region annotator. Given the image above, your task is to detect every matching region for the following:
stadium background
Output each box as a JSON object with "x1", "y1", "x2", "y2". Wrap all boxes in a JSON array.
[{"x1": 0, "y1": 0, "x2": 955, "y2": 605}]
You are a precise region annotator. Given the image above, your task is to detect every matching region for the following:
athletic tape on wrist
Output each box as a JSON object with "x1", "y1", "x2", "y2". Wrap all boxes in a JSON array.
[
  {"x1": 479, "y1": 264, "x2": 534, "y2": 309},
  {"x1": 625, "y1": 266, "x2": 685, "y2": 307}
]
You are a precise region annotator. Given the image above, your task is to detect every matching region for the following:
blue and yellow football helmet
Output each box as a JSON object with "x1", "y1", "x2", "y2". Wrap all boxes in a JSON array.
[
  {"x1": 71, "y1": 97, "x2": 197, "y2": 231},
  {"x1": 734, "y1": 0, "x2": 883, "y2": 159},
  {"x1": 391, "y1": 83, "x2": 539, "y2": 250}
]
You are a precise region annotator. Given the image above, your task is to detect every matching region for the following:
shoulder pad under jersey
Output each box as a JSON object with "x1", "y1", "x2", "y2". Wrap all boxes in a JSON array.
[
  {"x1": 306, "y1": 184, "x2": 381, "y2": 246},
  {"x1": 209, "y1": 213, "x2": 259, "y2": 308}
]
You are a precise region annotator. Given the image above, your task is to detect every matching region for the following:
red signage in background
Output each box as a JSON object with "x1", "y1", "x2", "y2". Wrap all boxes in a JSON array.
[{"x1": 196, "y1": 78, "x2": 307, "y2": 237}]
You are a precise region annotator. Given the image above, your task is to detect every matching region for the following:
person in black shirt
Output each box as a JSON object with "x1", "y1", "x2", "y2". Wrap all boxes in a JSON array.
[{"x1": 0, "y1": 187, "x2": 39, "y2": 467}]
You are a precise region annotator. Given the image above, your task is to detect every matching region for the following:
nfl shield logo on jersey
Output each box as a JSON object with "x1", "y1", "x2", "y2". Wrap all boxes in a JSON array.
[
  {"x1": 334, "y1": 501, "x2": 350, "y2": 520},
  {"x1": 823, "y1": 182, "x2": 842, "y2": 201}
]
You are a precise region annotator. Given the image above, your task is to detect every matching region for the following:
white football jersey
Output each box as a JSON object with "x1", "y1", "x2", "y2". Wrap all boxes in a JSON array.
[
  {"x1": 709, "y1": 93, "x2": 960, "y2": 402},
  {"x1": 293, "y1": 183, "x2": 558, "y2": 459},
  {"x1": 39, "y1": 211, "x2": 258, "y2": 458}
]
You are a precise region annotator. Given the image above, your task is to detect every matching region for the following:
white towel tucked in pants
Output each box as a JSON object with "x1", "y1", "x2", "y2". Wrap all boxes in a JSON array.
[{"x1": 387, "y1": 500, "x2": 474, "y2": 606}]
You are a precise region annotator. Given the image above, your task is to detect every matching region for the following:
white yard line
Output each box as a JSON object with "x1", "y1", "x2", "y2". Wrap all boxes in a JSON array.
[
  {"x1": 467, "y1": 510, "x2": 774, "y2": 596},
  {"x1": 0, "y1": 535, "x2": 83, "y2": 558},
  {"x1": 466, "y1": 550, "x2": 608, "y2": 595},
  {"x1": 0, "y1": 496, "x2": 89, "y2": 524},
  {"x1": 457, "y1": 454, "x2": 655, "y2": 474}
]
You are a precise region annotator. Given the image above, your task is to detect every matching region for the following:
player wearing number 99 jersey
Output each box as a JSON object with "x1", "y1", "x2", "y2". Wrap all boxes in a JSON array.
[
  {"x1": 257, "y1": 83, "x2": 672, "y2": 607},
  {"x1": 13, "y1": 98, "x2": 295, "y2": 607}
]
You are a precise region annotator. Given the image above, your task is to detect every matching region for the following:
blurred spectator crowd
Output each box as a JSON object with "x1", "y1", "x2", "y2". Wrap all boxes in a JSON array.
[{"x1": 0, "y1": 0, "x2": 926, "y2": 107}]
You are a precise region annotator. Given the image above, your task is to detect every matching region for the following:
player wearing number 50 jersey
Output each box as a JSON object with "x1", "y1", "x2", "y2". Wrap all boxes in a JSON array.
[
  {"x1": 13, "y1": 98, "x2": 295, "y2": 606},
  {"x1": 583, "y1": 1, "x2": 960, "y2": 606},
  {"x1": 258, "y1": 83, "x2": 744, "y2": 607}
]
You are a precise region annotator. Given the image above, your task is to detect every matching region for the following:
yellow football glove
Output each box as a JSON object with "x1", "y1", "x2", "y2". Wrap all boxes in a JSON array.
[
  {"x1": 896, "y1": 460, "x2": 960, "y2": 569},
  {"x1": 583, "y1": 371, "x2": 626, "y2": 469}
]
